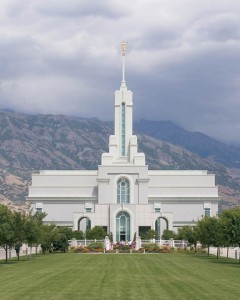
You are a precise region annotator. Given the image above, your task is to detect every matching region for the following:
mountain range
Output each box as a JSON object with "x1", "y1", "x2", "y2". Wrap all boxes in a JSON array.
[{"x1": 1, "y1": 111, "x2": 240, "y2": 210}]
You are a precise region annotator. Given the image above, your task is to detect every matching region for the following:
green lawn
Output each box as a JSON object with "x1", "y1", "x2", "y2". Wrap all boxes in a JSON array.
[{"x1": 0, "y1": 253, "x2": 239, "y2": 300}]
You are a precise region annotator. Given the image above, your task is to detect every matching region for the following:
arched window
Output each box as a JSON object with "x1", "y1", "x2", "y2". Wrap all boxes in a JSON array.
[
  {"x1": 78, "y1": 217, "x2": 91, "y2": 232},
  {"x1": 117, "y1": 178, "x2": 130, "y2": 203},
  {"x1": 155, "y1": 217, "x2": 168, "y2": 239},
  {"x1": 116, "y1": 211, "x2": 130, "y2": 242}
]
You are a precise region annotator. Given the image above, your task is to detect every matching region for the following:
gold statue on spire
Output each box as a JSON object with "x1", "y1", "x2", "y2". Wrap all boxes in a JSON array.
[{"x1": 122, "y1": 41, "x2": 126, "y2": 56}]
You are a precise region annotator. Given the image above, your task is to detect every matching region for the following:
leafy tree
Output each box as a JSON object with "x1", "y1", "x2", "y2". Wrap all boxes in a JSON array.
[
  {"x1": 57, "y1": 227, "x2": 84, "y2": 240},
  {"x1": 12, "y1": 211, "x2": 27, "y2": 261},
  {"x1": 86, "y1": 226, "x2": 106, "y2": 239},
  {"x1": 40, "y1": 225, "x2": 71, "y2": 253},
  {"x1": 72, "y1": 230, "x2": 84, "y2": 240},
  {"x1": 146, "y1": 229, "x2": 157, "y2": 239},
  {"x1": 195, "y1": 216, "x2": 220, "y2": 256},
  {"x1": 0, "y1": 205, "x2": 15, "y2": 263},
  {"x1": 219, "y1": 207, "x2": 240, "y2": 263},
  {"x1": 177, "y1": 226, "x2": 198, "y2": 252},
  {"x1": 161, "y1": 229, "x2": 177, "y2": 240},
  {"x1": 25, "y1": 212, "x2": 45, "y2": 257},
  {"x1": 57, "y1": 227, "x2": 74, "y2": 239},
  {"x1": 40, "y1": 224, "x2": 58, "y2": 254},
  {"x1": 52, "y1": 233, "x2": 69, "y2": 253}
]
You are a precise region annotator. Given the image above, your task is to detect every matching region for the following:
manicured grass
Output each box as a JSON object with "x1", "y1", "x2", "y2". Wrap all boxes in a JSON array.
[{"x1": 0, "y1": 253, "x2": 239, "y2": 300}]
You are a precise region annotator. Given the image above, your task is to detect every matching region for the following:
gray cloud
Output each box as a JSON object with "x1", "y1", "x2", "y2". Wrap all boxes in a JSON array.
[
  {"x1": 35, "y1": 0, "x2": 127, "y2": 19},
  {"x1": 0, "y1": 0, "x2": 240, "y2": 143}
]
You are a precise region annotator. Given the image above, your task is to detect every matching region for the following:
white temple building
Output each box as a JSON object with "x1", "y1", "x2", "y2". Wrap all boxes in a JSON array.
[{"x1": 27, "y1": 43, "x2": 219, "y2": 242}]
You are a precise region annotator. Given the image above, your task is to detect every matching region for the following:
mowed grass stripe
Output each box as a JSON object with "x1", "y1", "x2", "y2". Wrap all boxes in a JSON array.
[{"x1": 0, "y1": 253, "x2": 239, "y2": 300}]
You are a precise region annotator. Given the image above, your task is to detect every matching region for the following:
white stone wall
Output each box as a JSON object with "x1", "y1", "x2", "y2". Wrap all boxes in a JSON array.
[{"x1": 26, "y1": 60, "x2": 220, "y2": 243}]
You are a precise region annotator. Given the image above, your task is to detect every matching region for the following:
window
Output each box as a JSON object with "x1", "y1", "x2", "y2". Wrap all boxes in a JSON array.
[
  {"x1": 85, "y1": 208, "x2": 92, "y2": 213},
  {"x1": 117, "y1": 178, "x2": 130, "y2": 203},
  {"x1": 205, "y1": 208, "x2": 211, "y2": 217},
  {"x1": 155, "y1": 208, "x2": 161, "y2": 213},
  {"x1": 36, "y1": 207, "x2": 42, "y2": 214},
  {"x1": 78, "y1": 217, "x2": 91, "y2": 232},
  {"x1": 121, "y1": 103, "x2": 125, "y2": 156},
  {"x1": 116, "y1": 211, "x2": 130, "y2": 242}
]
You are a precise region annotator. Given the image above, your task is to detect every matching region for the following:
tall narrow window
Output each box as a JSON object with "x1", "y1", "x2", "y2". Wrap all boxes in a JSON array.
[
  {"x1": 117, "y1": 178, "x2": 130, "y2": 203},
  {"x1": 205, "y1": 208, "x2": 211, "y2": 217},
  {"x1": 121, "y1": 102, "x2": 125, "y2": 156},
  {"x1": 36, "y1": 208, "x2": 43, "y2": 214},
  {"x1": 116, "y1": 211, "x2": 130, "y2": 242},
  {"x1": 155, "y1": 219, "x2": 160, "y2": 239}
]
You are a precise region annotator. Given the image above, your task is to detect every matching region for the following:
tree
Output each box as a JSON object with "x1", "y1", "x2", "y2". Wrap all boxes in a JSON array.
[
  {"x1": 40, "y1": 224, "x2": 58, "y2": 254},
  {"x1": 195, "y1": 216, "x2": 220, "y2": 256},
  {"x1": 12, "y1": 211, "x2": 27, "y2": 261},
  {"x1": 146, "y1": 229, "x2": 157, "y2": 239},
  {"x1": 161, "y1": 229, "x2": 177, "y2": 240},
  {"x1": 177, "y1": 226, "x2": 198, "y2": 252},
  {"x1": 25, "y1": 212, "x2": 45, "y2": 257},
  {"x1": 86, "y1": 226, "x2": 106, "y2": 239},
  {"x1": 0, "y1": 205, "x2": 15, "y2": 263},
  {"x1": 219, "y1": 207, "x2": 240, "y2": 263},
  {"x1": 52, "y1": 232, "x2": 69, "y2": 253},
  {"x1": 72, "y1": 230, "x2": 84, "y2": 240}
]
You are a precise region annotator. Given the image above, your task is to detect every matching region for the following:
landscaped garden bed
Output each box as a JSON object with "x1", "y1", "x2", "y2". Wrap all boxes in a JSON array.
[{"x1": 71, "y1": 241, "x2": 176, "y2": 253}]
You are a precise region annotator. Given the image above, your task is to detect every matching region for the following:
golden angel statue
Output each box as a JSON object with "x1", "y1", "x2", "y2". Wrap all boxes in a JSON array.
[{"x1": 122, "y1": 41, "x2": 126, "y2": 56}]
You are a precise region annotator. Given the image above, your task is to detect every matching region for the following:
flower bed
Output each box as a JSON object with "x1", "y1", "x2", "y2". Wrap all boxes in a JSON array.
[{"x1": 73, "y1": 242, "x2": 175, "y2": 254}]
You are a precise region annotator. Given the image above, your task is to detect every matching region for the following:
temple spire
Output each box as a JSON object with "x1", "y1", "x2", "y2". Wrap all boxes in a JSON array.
[{"x1": 121, "y1": 41, "x2": 126, "y2": 88}]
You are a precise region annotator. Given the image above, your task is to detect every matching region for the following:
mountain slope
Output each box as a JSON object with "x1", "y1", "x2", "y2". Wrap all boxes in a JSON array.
[
  {"x1": 0, "y1": 111, "x2": 240, "y2": 209},
  {"x1": 135, "y1": 119, "x2": 240, "y2": 168}
]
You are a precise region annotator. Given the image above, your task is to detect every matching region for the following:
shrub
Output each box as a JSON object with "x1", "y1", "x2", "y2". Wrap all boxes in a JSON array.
[
  {"x1": 159, "y1": 246, "x2": 172, "y2": 253},
  {"x1": 88, "y1": 242, "x2": 104, "y2": 251},
  {"x1": 113, "y1": 244, "x2": 131, "y2": 251},
  {"x1": 86, "y1": 227, "x2": 106, "y2": 239},
  {"x1": 161, "y1": 229, "x2": 177, "y2": 240},
  {"x1": 75, "y1": 246, "x2": 84, "y2": 253},
  {"x1": 68, "y1": 246, "x2": 76, "y2": 253},
  {"x1": 144, "y1": 243, "x2": 159, "y2": 252}
]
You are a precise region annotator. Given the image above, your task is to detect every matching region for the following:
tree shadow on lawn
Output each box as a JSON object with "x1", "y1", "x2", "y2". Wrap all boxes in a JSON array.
[
  {"x1": 0, "y1": 260, "x2": 20, "y2": 265},
  {"x1": 0, "y1": 256, "x2": 38, "y2": 265},
  {"x1": 192, "y1": 254, "x2": 240, "y2": 267}
]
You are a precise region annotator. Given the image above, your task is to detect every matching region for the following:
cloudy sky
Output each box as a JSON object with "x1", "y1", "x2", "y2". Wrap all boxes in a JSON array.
[{"x1": 1, "y1": 0, "x2": 240, "y2": 144}]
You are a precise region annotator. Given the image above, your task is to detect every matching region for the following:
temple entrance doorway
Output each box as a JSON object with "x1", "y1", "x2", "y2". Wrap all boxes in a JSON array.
[{"x1": 116, "y1": 211, "x2": 130, "y2": 242}]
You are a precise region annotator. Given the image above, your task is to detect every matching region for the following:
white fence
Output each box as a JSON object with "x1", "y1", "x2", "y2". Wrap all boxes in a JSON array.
[
  {"x1": 2, "y1": 242, "x2": 239, "y2": 260},
  {"x1": 0, "y1": 244, "x2": 41, "y2": 261},
  {"x1": 141, "y1": 239, "x2": 188, "y2": 248},
  {"x1": 68, "y1": 238, "x2": 188, "y2": 249},
  {"x1": 68, "y1": 239, "x2": 105, "y2": 247},
  {"x1": 209, "y1": 247, "x2": 240, "y2": 260}
]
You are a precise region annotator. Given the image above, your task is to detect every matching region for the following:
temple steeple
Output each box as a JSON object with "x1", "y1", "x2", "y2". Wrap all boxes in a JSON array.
[
  {"x1": 101, "y1": 42, "x2": 145, "y2": 166},
  {"x1": 121, "y1": 41, "x2": 126, "y2": 88}
]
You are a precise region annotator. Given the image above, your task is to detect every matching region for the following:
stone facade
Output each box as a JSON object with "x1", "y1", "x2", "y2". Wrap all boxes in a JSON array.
[{"x1": 27, "y1": 49, "x2": 219, "y2": 243}]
